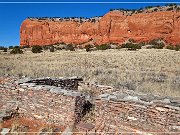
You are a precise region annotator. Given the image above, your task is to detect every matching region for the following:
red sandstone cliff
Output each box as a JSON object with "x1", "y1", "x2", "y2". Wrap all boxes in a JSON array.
[{"x1": 20, "y1": 10, "x2": 180, "y2": 46}]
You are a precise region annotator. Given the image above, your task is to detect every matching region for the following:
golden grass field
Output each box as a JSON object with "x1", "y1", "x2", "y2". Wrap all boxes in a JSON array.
[{"x1": 0, "y1": 48, "x2": 180, "y2": 97}]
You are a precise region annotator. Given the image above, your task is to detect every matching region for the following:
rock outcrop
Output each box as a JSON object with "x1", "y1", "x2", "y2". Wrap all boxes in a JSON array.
[
  {"x1": 20, "y1": 8, "x2": 180, "y2": 46},
  {"x1": 1, "y1": 75, "x2": 180, "y2": 133}
]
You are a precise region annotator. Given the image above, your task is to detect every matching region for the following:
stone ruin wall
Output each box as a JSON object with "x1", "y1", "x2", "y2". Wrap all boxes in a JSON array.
[
  {"x1": 18, "y1": 90, "x2": 78, "y2": 126},
  {"x1": 0, "y1": 76, "x2": 86, "y2": 128},
  {"x1": 80, "y1": 82, "x2": 180, "y2": 132},
  {"x1": 1, "y1": 76, "x2": 180, "y2": 133},
  {"x1": 95, "y1": 93, "x2": 180, "y2": 133},
  {"x1": 2, "y1": 90, "x2": 76, "y2": 126}
]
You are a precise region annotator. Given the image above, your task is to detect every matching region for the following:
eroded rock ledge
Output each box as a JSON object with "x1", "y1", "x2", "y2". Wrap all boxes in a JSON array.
[
  {"x1": 0, "y1": 75, "x2": 180, "y2": 133},
  {"x1": 21, "y1": 5, "x2": 180, "y2": 46}
]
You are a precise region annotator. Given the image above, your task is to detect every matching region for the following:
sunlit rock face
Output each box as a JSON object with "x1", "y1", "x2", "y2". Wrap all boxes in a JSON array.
[{"x1": 20, "y1": 10, "x2": 180, "y2": 46}]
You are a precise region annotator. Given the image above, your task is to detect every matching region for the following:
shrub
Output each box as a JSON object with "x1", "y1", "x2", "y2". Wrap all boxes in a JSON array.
[
  {"x1": 166, "y1": 45, "x2": 174, "y2": 50},
  {"x1": 61, "y1": 42, "x2": 66, "y2": 45},
  {"x1": 85, "y1": 44, "x2": 93, "y2": 52},
  {"x1": 148, "y1": 39, "x2": 165, "y2": 49},
  {"x1": 145, "y1": 45, "x2": 154, "y2": 49},
  {"x1": 20, "y1": 45, "x2": 30, "y2": 49},
  {"x1": 177, "y1": 7, "x2": 180, "y2": 11},
  {"x1": 145, "y1": 6, "x2": 153, "y2": 9},
  {"x1": 121, "y1": 43, "x2": 141, "y2": 50},
  {"x1": 128, "y1": 38, "x2": 135, "y2": 43},
  {"x1": 96, "y1": 44, "x2": 111, "y2": 50},
  {"x1": 152, "y1": 43, "x2": 165, "y2": 49},
  {"x1": 9, "y1": 46, "x2": 14, "y2": 49},
  {"x1": 167, "y1": 7, "x2": 173, "y2": 11},
  {"x1": 49, "y1": 46, "x2": 55, "y2": 52},
  {"x1": 65, "y1": 44, "x2": 75, "y2": 51},
  {"x1": 14, "y1": 46, "x2": 20, "y2": 49},
  {"x1": 148, "y1": 39, "x2": 159, "y2": 45},
  {"x1": 3, "y1": 48, "x2": 7, "y2": 52},
  {"x1": 0, "y1": 46, "x2": 7, "y2": 51},
  {"x1": 174, "y1": 45, "x2": 180, "y2": 51},
  {"x1": 139, "y1": 42, "x2": 146, "y2": 46},
  {"x1": 55, "y1": 47, "x2": 63, "y2": 50},
  {"x1": 166, "y1": 45, "x2": 180, "y2": 51},
  {"x1": 32, "y1": 45, "x2": 43, "y2": 53},
  {"x1": 154, "y1": 8, "x2": 158, "y2": 12},
  {"x1": 166, "y1": 3, "x2": 177, "y2": 7},
  {"x1": 110, "y1": 43, "x2": 119, "y2": 49},
  {"x1": 56, "y1": 42, "x2": 66, "y2": 46},
  {"x1": 42, "y1": 45, "x2": 49, "y2": 50},
  {"x1": 10, "y1": 48, "x2": 23, "y2": 54},
  {"x1": 42, "y1": 45, "x2": 55, "y2": 52}
]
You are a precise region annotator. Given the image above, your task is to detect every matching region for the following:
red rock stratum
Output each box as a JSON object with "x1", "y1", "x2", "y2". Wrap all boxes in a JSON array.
[{"x1": 20, "y1": 10, "x2": 180, "y2": 46}]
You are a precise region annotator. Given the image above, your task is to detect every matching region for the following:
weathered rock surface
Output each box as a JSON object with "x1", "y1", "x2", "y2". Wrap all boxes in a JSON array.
[
  {"x1": 0, "y1": 75, "x2": 180, "y2": 133},
  {"x1": 1, "y1": 128, "x2": 10, "y2": 135},
  {"x1": 20, "y1": 10, "x2": 180, "y2": 46}
]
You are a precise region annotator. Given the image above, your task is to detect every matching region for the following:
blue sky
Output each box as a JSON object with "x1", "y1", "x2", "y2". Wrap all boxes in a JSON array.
[{"x1": 0, "y1": 0, "x2": 179, "y2": 46}]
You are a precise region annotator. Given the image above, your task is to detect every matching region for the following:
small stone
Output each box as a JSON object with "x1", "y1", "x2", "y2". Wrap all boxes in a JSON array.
[
  {"x1": 108, "y1": 95, "x2": 117, "y2": 100},
  {"x1": 50, "y1": 87, "x2": 64, "y2": 94},
  {"x1": 164, "y1": 105, "x2": 180, "y2": 111},
  {"x1": 64, "y1": 91, "x2": 80, "y2": 97},
  {"x1": 17, "y1": 77, "x2": 32, "y2": 84},
  {"x1": 123, "y1": 95, "x2": 139, "y2": 101},
  {"x1": 127, "y1": 116, "x2": 138, "y2": 121},
  {"x1": 27, "y1": 83, "x2": 36, "y2": 87},
  {"x1": 20, "y1": 83, "x2": 29, "y2": 86},
  {"x1": 32, "y1": 85, "x2": 43, "y2": 90},
  {"x1": 155, "y1": 107, "x2": 168, "y2": 112},
  {"x1": 43, "y1": 85, "x2": 54, "y2": 90},
  {"x1": 53, "y1": 127, "x2": 61, "y2": 133},
  {"x1": 116, "y1": 93, "x2": 127, "y2": 99},
  {"x1": 33, "y1": 114, "x2": 42, "y2": 119},
  {"x1": 171, "y1": 126, "x2": 180, "y2": 131},
  {"x1": 19, "y1": 88, "x2": 25, "y2": 92},
  {"x1": 1, "y1": 128, "x2": 10, "y2": 135},
  {"x1": 99, "y1": 93, "x2": 109, "y2": 99},
  {"x1": 163, "y1": 98, "x2": 171, "y2": 104}
]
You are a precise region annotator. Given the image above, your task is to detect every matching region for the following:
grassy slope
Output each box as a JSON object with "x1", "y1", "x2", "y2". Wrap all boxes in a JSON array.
[{"x1": 0, "y1": 49, "x2": 180, "y2": 97}]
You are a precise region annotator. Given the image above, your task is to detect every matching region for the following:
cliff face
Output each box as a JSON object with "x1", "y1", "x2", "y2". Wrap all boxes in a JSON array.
[{"x1": 20, "y1": 10, "x2": 180, "y2": 46}]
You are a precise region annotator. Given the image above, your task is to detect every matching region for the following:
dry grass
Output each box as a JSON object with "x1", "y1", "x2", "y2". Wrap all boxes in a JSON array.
[{"x1": 0, "y1": 49, "x2": 180, "y2": 97}]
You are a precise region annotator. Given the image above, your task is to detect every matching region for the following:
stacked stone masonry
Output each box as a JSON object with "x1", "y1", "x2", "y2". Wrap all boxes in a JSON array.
[
  {"x1": 95, "y1": 89, "x2": 180, "y2": 132},
  {"x1": 0, "y1": 75, "x2": 180, "y2": 134},
  {"x1": 0, "y1": 76, "x2": 84, "y2": 127}
]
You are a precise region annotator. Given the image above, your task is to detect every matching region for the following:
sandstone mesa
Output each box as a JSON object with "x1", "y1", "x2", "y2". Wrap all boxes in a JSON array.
[
  {"x1": 20, "y1": 7, "x2": 180, "y2": 46},
  {"x1": 1, "y1": 75, "x2": 180, "y2": 133}
]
